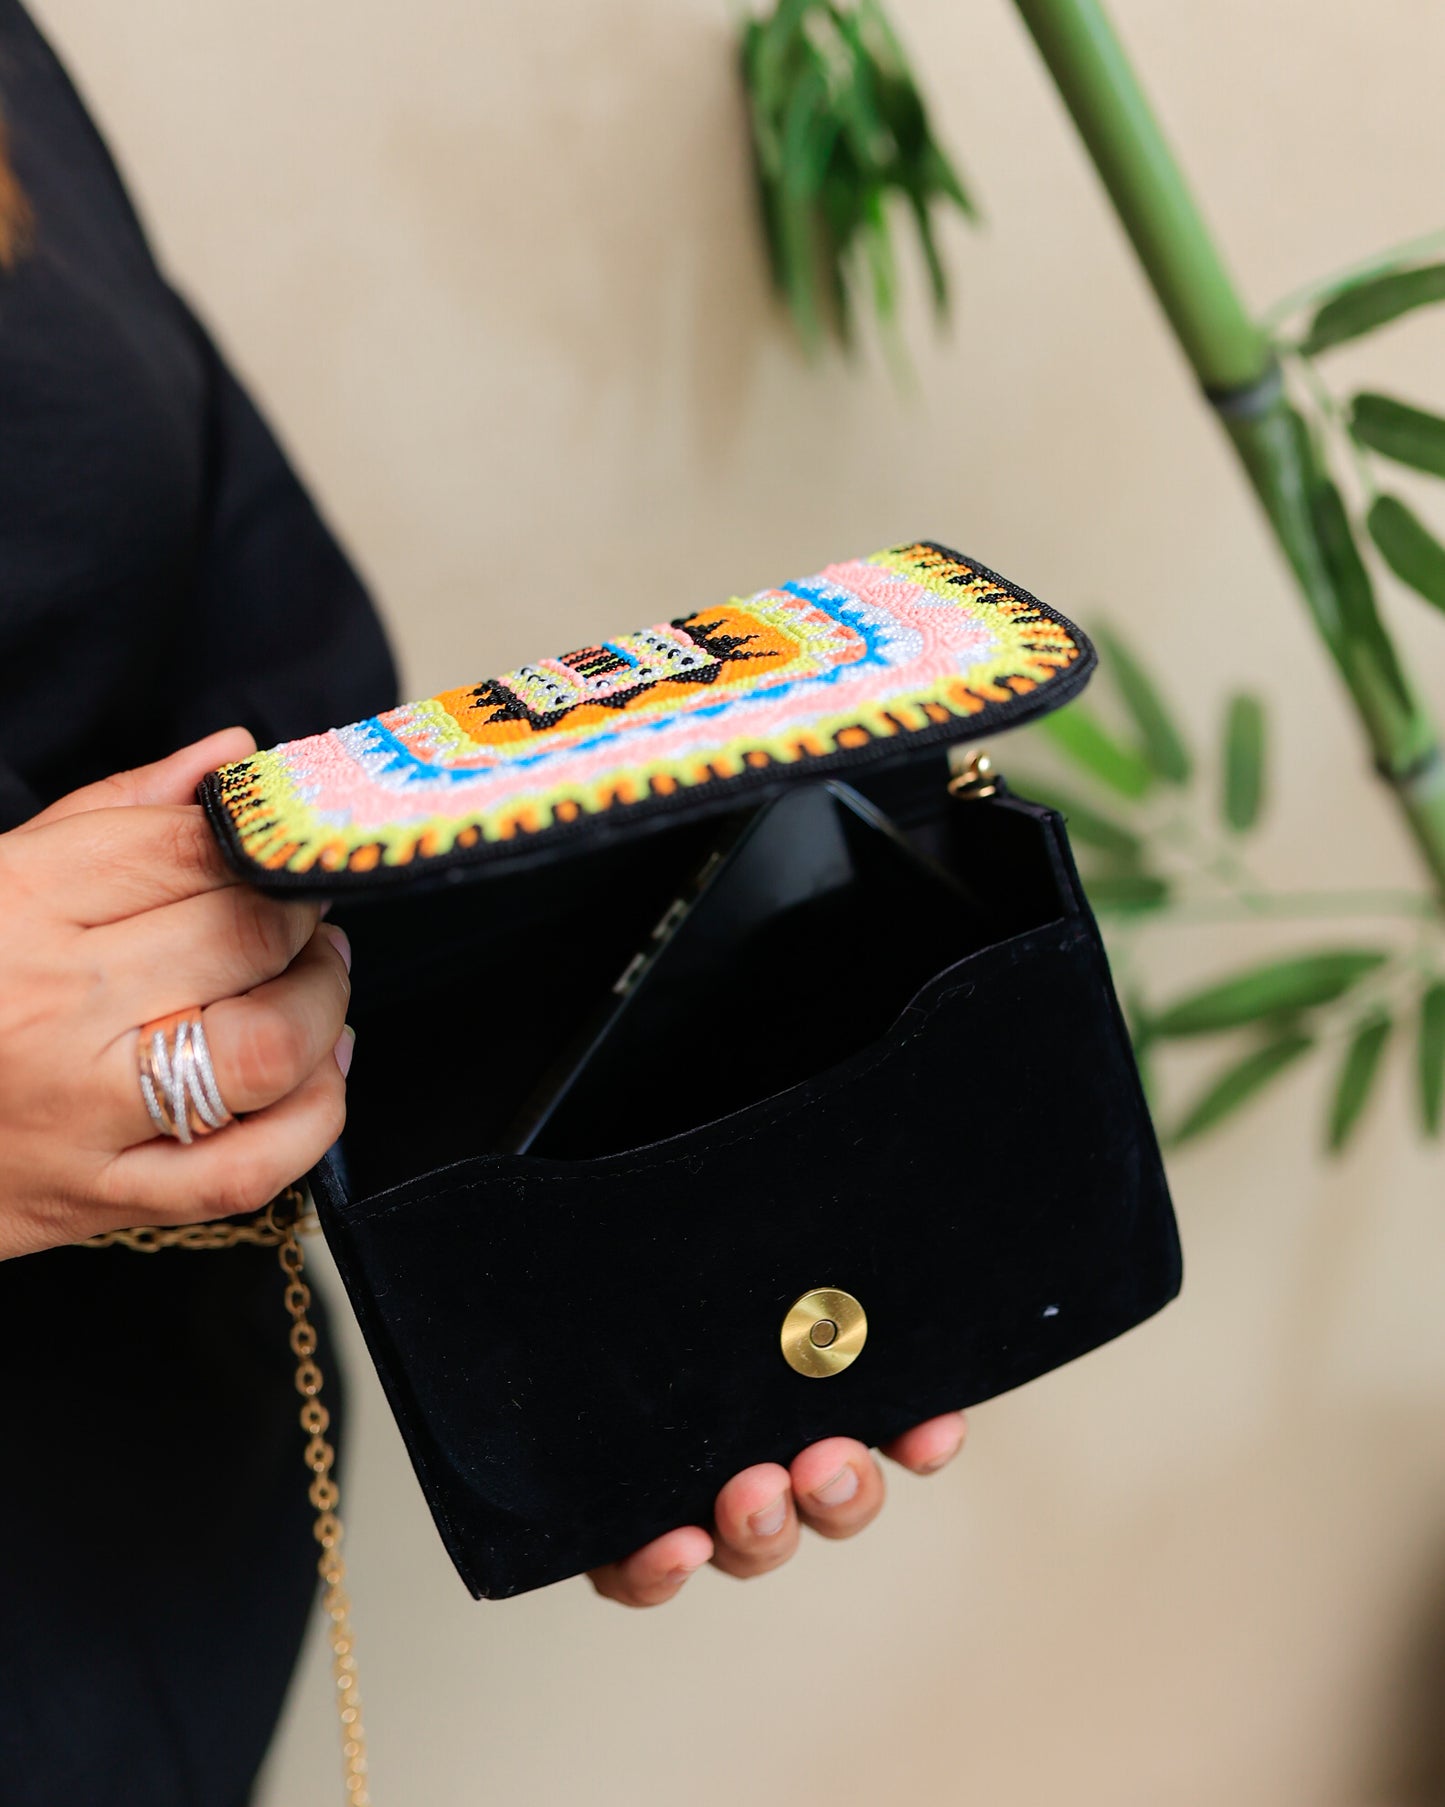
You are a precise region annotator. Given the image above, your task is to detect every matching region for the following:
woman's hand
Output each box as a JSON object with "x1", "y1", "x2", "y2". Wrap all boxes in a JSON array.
[
  {"x1": 0, "y1": 730, "x2": 353, "y2": 1261},
  {"x1": 5, "y1": 730, "x2": 964, "y2": 1578},
  {"x1": 589, "y1": 1412, "x2": 968, "y2": 1605}
]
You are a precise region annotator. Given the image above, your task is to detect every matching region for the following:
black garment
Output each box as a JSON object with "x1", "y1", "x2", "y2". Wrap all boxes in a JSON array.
[{"x1": 0, "y1": 5, "x2": 398, "y2": 1802}]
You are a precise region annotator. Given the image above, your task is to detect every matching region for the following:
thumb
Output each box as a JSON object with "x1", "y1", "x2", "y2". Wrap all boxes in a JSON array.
[{"x1": 25, "y1": 727, "x2": 258, "y2": 826}]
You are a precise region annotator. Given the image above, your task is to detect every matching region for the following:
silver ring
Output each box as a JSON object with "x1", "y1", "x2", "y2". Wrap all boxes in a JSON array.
[{"x1": 137, "y1": 1010, "x2": 235, "y2": 1144}]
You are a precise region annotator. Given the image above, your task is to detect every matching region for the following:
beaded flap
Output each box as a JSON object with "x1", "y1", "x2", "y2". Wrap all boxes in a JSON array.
[{"x1": 201, "y1": 541, "x2": 1094, "y2": 891}]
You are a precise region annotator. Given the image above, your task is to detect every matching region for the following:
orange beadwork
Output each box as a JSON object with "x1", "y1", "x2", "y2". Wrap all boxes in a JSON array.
[{"x1": 204, "y1": 542, "x2": 1093, "y2": 887}]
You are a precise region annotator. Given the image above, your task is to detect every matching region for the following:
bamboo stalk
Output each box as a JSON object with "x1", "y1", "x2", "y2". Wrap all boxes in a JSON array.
[{"x1": 1011, "y1": 0, "x2": 1445, "y2": 900}]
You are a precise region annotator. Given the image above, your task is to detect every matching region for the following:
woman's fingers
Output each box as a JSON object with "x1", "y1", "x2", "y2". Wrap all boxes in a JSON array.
[
  {"x1": 589, "y1": 1468, "x2": 797, "y2": 1606},
  {"x1": 96, "y1": 1048, "x2": 348, "y2": 1226},
  {"x1": 6, "y1": 805, "x2": 243, "y2": 924},
  {"x1": 880, "y1": 1411, "x2": 968, "y2": 1476},
  {"x1": 789, "y1": 1437, "x2": 886, "y2": 1540},
  {"x1": 588, "y1": 1525, "x2": 714, "y2": 1608},
  {"x1": 710, "y1": 1463, "x2": 798, "y2": 1579},
  {"x1": 22, "y1": 728, "x2": 256, "y2": 826},
  {"x1": 589, "y1": 1419, "x2": 967, "y2": 1609},
  {"x1": 99, "y1": 925, "x2": 353, "y2": 1145},
  {"x1": 200, "y1": 926, "x2": 352, "y2": 1115},
  {"x1": 0, "y1": 731, "x2": 361, "y2": 1258},
  {"x1": 95, "y1": 883, "x2": 323, "y2": 1024}
]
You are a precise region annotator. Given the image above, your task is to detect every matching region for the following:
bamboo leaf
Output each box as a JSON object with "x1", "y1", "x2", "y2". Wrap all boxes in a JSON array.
[
  {"x1": 748, "y1": 0, "x2": 815, "y2": 161},
  {"x1": 1326, "y1": 1010, "x2": 1393, "y2": 1153},
  {"x1": 1417, "y1": 981, "x2": 1445, "y2": 1137},
  {"x1": 858, "y1": 0, "x2": 911, "y2": 83},
  {"x1": 828, "y1": 11, "x2": 889, "y2": 167},
  {"x1": 752, "y1": 175, "x2": 785, "y2": 288},
  {"x1": 1350, "y1": 393, "x2": 1445, "y2": 479},
  {"x1": 1096, "y1": 625, "x2": 1191, "y2": 785},
  {"x1": 776, "y1": 177, "x2": 823, "y2": 348},
  {"x1": 1013, "y1": 779, "x2": 1142, "y2": 859},
  {"x1": 1311, "y1": 478, "x2": 1413, "y2": 715},
  {"x1": 859, "y1": 182, "x2": 898, "y2": 324},
  {"x1": 1171, "y1": 1031, "x2": 1315, "y2": 1146},
  {"x1": 1037, "y1": 705, "x2": 1154, "y2": 799},
  {"x1": 772, "y1": 58, "x2": 838, "y2": 348},
  {"x1": 1221, "y1": 692, "x2": 1266, "y2": 832},
  {"x1": 904, "y1": 182, "x2": 948, "y2": 312},
  {"x1": 1301, "y1": 262, "x2": 1445, "y2": 355},
  {"x1": 1084, "y1": 871, "x2": 1170, "y2": 914},
  {"x1": 1367, "y1": 494, "x2": 1445, "y2": 612},
  {"x1": 781, "y1": 51, "x2": 835, "y2": 199},
  {"x1": 1310, "y1": 478, "x2": 1372, "y2": 619},
  {"x1": 1151, "y1": 950, "x2": 1389, "y2": 1038},
  {"x1": 819, "y1": 166, "x2": 863, "y2": 342},
  {"x1": 738, "y1": 0, "x2": 973, "y2": 354},
  {"x1": 917, "y1": 134, "x2": 975, "y2": 218},
  {"x1": 1287, "y1": 401, "x2": 1329, "y2": 488}
]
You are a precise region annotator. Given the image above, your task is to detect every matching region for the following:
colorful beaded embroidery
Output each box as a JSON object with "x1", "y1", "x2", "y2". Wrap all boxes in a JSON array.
[{"x1": 203, "y1": 541, "x2": 1092, "y2": 886}]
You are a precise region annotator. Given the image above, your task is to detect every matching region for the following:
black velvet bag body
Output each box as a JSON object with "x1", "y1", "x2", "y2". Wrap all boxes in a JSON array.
[{"x1": 202, "y1": 540, "x2": 1181, "y2": 1598}]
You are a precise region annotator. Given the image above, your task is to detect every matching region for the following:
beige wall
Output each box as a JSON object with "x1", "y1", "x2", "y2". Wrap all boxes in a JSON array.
[{"x1": 32, "y1": 1, "x2": 1445, "y2": 1801}]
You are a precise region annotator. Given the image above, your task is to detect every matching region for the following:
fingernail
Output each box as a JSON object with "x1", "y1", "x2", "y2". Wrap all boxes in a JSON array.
[
  {"x1": 319, "y1": 900, "x2": 334, "y2": 919},
  {"x1": 322, "y1": 924, "x2": 352, "y2": 972},
  {"x1": 810, "y1": 1465, "x2": 859, "y2": 1508},
  {"x1": 920, "y1": 1425, "x2": 966, "y2": 1474},
  {"x1": 666, "y1": 1565, "x2": 700, "y2": 1588},
  {"x1": 919, "y1": 1449, "x2": 959, "y2": 1475},
  {"x1": 334, "y1": 1025, "x2": 356, "y2": 1078},
  {"x1": 748, "y1": 1493, "x2": 788, "y2": 1539}
]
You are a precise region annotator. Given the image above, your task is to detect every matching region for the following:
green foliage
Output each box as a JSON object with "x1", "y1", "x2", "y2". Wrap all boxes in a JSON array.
[
  {"x1": 1171, "y1": 1032, "x2": 1315, "y2": 1146},
  {"x1": 1299, "y1": 261, "x2": 1445, "y2": 355},
  {"x1": 1150, "y1": 952, "x2": 1388, "y2": 1038},
  {"x1": 1011, "y1": 622, "x2": 1441, "y2": 1156},
  {"x1": 1327, "y1": 1010, "x2": 1393, "y2": 1153},
  {"x1": 1222, "y1": 693, "x2": 1266, "y2": 832},
  {"x1": 1082, "y1": 870, "x2": 1170, "y2": 913},
  {"x1": 1309, "y1": 477, "x2": 1413, "y2": 722},
  {"x1": 1274, "y1": 251, "x2": 1445, "y2": 665},
  {"x1": 740, "y1": 0, "x2": 974, "y2": 351},
  {"x1": 1367, "y1": 496, "x2": 1445, "y2": 612},
  {"x1": 734, "y1": 29, "x2": 1445, "y2": 1159},
  {"x1": 1350, "y1": 393, "x2": 1445, "y2": 479},
  {"x1": 1036, "y1": 706, "x2": 1154, "y2": 798},
  {"x1": 1095, "y1": 625, "x2": 1191, "y2": 784},
  {"x1": 1417, "y1": 981, "x2": 1445, "y2": 1137},
  {"x1": 977, "y1": 212, "x2": 1445, "y2": 1158}
]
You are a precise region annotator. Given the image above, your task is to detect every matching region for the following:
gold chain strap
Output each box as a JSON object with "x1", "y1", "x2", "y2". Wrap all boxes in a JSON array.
[{"x1": 81, "y1": 1188, "x2": 371, "y2": 1806}]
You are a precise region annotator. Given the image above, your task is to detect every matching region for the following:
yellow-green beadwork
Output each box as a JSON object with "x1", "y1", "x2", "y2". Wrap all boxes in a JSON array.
[{"x1": 207, "y1": 542, "x2": 1090, "y2": 881}]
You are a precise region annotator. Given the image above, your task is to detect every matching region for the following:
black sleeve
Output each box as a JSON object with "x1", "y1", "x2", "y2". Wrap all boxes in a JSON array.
[
  {"x1": 0, "y1": 1, "x2": 402, "y2": 822},
  {"x1": 167, "y1": 298, "x2": 400, "y2": 751}
]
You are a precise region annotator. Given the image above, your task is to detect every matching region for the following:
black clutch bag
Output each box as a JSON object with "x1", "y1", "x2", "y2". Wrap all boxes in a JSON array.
[{"x1": 202, "y1": 540, "x2": 1181, "y2": 1599}]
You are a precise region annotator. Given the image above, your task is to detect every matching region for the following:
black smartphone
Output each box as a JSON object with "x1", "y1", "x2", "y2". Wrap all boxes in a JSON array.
[{"x1": 507, "y1": 781, "x2": 988, "y2": 1160}]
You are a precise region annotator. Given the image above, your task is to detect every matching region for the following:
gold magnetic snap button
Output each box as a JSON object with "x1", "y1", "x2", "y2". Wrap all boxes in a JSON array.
[{"x1": 781, "y1": 1288, "x2": 867, "y2": 1378}]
